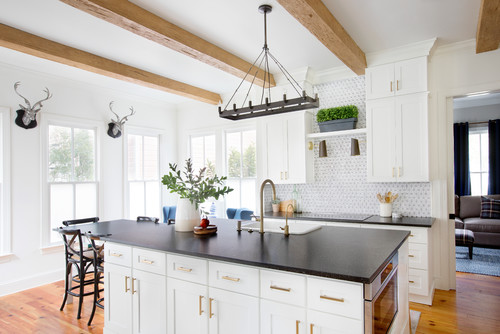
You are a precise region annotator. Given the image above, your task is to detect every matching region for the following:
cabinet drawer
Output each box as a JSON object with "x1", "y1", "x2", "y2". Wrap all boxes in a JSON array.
[
  {"x1": 167, "y1": 254, "x2": 207, "y2": 285},
  {"x1": 132, "y1": 247, "x2": 166, "y2": 275},
  {"x1": 409, "y1": 268, "x2": 429, "y2": 296},
  {"x1": 408, "y1": 243, "x2": 428, "y2": 270},
  {"x1": 209, "y1": 261, "x2": 259, "y2": 297},
  {"x1": 307, "y1": 276, "x2": 363, "y2": 320},
  {"x1": 408, "y1": 227, "x2": 428, "y2": 244},
  {"x1": 260, "y1": 269, "x2": 306, "y2": 307},
  {"x1": 105, "y1": 242, "x2": 132, "y2": 267}
]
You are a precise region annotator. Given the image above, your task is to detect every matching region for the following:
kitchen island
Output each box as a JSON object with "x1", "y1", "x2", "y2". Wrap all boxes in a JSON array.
[{"x1": 66, "y1": 219, "x2": 410, "y2": 333}]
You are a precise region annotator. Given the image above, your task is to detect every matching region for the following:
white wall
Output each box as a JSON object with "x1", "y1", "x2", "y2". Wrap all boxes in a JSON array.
[
  {"x1": 428, "y1": 41, "x2": 500, "y2": 290},
  {"x1": 453, "y1": 103, "x2": 500, "y2": 123},
  {"x1": 0, "y1": 62, "x2": 178, "y2": 296}
]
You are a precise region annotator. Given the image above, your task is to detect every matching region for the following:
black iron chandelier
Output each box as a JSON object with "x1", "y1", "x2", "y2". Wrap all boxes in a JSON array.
[{"x1": 218, "y1": 4, "x2": 319, "y2": 120}]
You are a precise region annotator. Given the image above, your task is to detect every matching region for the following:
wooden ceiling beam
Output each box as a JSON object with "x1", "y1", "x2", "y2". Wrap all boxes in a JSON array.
[
  {"x1": 59, "y1": 0, "x2": 275, "y2": 87},
  {"x1": 476, "y1": 0, "x2": 500, "y2": 53},
  {"x1": 277, "y1": 0, "x2": 366, "y2": 75},
  {"x1": 0, "y1": 24, "x2": 221, "y2": 105}
]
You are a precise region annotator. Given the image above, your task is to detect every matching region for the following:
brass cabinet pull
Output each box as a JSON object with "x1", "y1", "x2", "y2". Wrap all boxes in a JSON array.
[
  {"x1": 409, "y1": 254, "x2": 415, "y2": 258},
  {"x1": 222, "y1": 275, "x2": 240, "y2": 282},
  {"x1": 209, "y1": 298, "x2": 214, "y2": 318},
  {"x1": 409, "y1": 280, "x2": 415, "y2": 283},
  {"x1": 296, "y1": 320, "x2": 300, "y2": 334},
  {"x1": 310, "y1": 323, "x2": 314, "y2": 334},
  {"x1": 390, "y1": 81, "x2": 393, "y2": 92},
  {"x1": 285, "y1": 171, "x2": 288, "y2": 180},
  {"x1": 132, "y1": 278, "x2": 137, "y2": 294},
  {"x1": 110, "y1": 252, "x2": 122, "y2": 257},
  {"x1": 398, "y1": 167, "x2": 402, "y2": 177},
  {"x1": 397, "y1": 80, "x2": 400, "y2": 90},
  {"x1": 320, "y1": 295, "x2": 344, "y2": 303},
  {"x1": 270, "y1": 285, "x2": 291, "y2": 292},
  {"x1": 410, "y1": 234, "x2": 415, "y2": 237},
  {"x1": 280, "y1": 172, "x2": 283, "y2": 180},
  {"x1": 125, "y1": 276, "x2": 130, "y2": 293},
  {"x1": 141, "y1": 259, "x2": 154, "y2": 265},
  {"x1": 199, "y1": 295, "x2": 204, "y2": 315},
  {"x1": 177, "y1": 266, "x2": 193, "y2": 273},
  {"x1": 392, "y1": 167, "x2": 396, "y2": 177}
]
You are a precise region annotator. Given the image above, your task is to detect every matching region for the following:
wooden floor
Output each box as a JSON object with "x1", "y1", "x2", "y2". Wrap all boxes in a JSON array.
[{"x1": 0, "y1": 272, "x2": 499, "y2": 333}]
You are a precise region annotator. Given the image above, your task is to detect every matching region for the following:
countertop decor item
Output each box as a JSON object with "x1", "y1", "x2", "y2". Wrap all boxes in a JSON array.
[
  {"x1": 317, "y1": 105, "x2": 358, "y2": 133},
  {"x1": 377, "y1": 191, "x2": 399, "y2": 217},
  {"x1": 218, "y1": 4, "x2": 319, "y2": 120},
  {"x1": 193, "y1": 225, "x2": 217, "y2": 235},
  {"x1": 162, "y1": 158, "x2": 233, "y2": 232},
  {"x1": 271, "y1": 199, "x2": 280, "y2": 213}
]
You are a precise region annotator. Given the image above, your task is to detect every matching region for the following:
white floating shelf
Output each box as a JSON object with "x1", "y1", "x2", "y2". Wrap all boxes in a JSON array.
[{"x1": 306, "y1": 128, "x2": 366, "y2": 139}]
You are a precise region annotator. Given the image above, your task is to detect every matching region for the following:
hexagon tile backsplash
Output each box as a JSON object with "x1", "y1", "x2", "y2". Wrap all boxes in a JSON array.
[{"x1": 265, "y1": 76, "x2": 432, "y2": 218}]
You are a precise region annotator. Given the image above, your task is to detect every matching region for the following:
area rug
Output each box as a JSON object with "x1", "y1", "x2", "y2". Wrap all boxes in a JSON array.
[
  {"x1": 410, "y1": 309, "x2": 420, "y2": 334},
  {"x1": 456, "y1": 246, "x2": 500, "y2": 277}
]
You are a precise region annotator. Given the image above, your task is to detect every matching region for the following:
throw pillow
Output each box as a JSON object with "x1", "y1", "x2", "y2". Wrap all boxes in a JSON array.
[{"x1": 480, "y1": 196, "x2": 500, "y2": 219}]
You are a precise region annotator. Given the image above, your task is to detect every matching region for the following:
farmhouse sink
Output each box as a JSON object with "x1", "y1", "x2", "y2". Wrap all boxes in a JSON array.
[{"x1": 241, "y1": 221, "x2": 321, "y2": 235}]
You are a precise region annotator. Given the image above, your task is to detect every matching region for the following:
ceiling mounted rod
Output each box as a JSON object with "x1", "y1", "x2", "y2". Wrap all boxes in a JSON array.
[{"x1": 219, "y1": 4, "x2": 319, "y2": 121}]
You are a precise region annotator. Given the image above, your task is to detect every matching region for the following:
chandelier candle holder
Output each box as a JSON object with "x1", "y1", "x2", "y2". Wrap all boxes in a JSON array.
[{"x1": 218, "y1": 4, "x2": 319, "y2": 120}]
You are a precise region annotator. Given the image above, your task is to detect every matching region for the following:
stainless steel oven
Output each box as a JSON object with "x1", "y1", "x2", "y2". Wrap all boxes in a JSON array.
[{"x1": 364, "y1": 252, "x2": 399, "y2": 334}]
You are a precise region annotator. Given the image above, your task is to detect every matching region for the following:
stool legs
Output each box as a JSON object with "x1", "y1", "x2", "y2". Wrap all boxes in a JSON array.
[
  {"x1": 60, "y1": 261, "x2": 72, "y2": 311},
  {"x1": 468, "y1": 245, "x2": 473, "y2": 259}
]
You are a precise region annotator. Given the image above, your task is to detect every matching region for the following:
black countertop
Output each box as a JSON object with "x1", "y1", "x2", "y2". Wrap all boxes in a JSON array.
[
  {"x1": 62, "y1": 218, "x2": 409, "y2": 284},
  {"x1": 263, "y1": 211, "x2": 435, "y2": 228}
]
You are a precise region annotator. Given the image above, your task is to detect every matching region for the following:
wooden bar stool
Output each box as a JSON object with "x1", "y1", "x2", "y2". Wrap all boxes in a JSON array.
[{"x1": 87, "y1": 236, "x2": 105, "y2": 326}]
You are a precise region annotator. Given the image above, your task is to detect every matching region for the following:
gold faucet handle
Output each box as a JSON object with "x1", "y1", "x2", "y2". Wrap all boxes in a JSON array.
[{"x1": 252, "y1": 215, "x2": 261, "y2": 222}]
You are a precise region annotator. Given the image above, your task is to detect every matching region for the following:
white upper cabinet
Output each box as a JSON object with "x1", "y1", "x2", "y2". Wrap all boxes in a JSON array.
[
  {"x1": 260, "y1": 111, "x2": 313, "y2": 184},
  {"x1": 367, "y1": 92, "x2": 429, "y2": 182},
  {"x1": 366, "y1": 57, "x2": 427, "y2": 100}
]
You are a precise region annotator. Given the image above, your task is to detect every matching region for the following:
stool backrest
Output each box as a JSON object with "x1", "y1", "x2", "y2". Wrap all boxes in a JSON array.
[
  {"x1": 62, "y1": 217, "x2": 99, "y2": 226},
  {"x1": 59, "y1": 229, "x2": 86, "y2": 260}
]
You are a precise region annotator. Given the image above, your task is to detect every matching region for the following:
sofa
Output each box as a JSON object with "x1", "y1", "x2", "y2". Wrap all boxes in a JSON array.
[{"x1": 455, "y1": 195, "x2": 500, "y2": 248}]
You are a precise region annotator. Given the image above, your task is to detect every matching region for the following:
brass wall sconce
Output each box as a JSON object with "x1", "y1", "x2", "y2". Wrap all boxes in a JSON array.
[{"x1": 307, "y1": 140, "x2": 328, "y2": 158}]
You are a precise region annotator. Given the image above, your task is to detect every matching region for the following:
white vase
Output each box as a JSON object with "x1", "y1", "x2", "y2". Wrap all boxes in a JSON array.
[
  {"x1": 175, "y1": 198, "x2": 200, "y2": 232},
  {"x1": 380, "y1": 203, "x2": 393, "y2": 217}
]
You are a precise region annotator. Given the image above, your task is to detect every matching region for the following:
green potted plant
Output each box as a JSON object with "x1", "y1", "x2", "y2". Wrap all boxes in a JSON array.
[
  {"x1": 271, "y1": 199, "x2": 281, "y2": 213},
  {"x1": 316, "y1": 105, "x2": 358, "y2": 133},
  {"x1": 162, "y1": 158, "x2": 233, "y2": 232}
]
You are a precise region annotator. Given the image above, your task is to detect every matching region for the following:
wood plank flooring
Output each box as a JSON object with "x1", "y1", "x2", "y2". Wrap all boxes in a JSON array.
[{"x1": 0, "y1": 272, "x2": 498, "y2": 333}]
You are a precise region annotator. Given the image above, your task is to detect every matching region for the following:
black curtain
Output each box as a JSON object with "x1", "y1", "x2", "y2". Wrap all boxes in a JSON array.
[
  {"x1": 488, "y1": 119, "x2": 500, "y2": 194},
  {"x1": 454, "y1": 122, "x2": 471, "y2": 196}
]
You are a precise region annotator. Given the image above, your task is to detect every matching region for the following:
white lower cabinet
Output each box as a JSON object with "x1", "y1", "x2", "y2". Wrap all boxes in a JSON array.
[
  {"x1": 167, "y1": 278, "x2": 208, "y2": 334},
  {"x1": 307, "y1": 309, "x2": 363, "y2": 334},
  {"x1": 105, "y1": 263, "x2": 167, "y2": 334},
  {"x1": 261, "y1": 300, "x2": 306, "y2": 334}
]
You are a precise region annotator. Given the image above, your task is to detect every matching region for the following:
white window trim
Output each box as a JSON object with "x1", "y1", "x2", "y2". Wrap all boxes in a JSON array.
[
  {"x1": 0, "y1": 106, "x2": 12, "y2": 257},
  {"x1": 123, "y1": 125, "x2": 165, "y2": 220},
  {"x1": 40, "y1": 113, "x2": 102, "y2": 247}
]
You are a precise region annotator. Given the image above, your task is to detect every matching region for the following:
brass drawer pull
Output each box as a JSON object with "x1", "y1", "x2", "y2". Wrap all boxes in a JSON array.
[
  {"x1": 199, "y1": 295, "x2": 204, "y2": 315},
  {"x1": 390, "y1": 81, "x2": 393, "y2": 92},
  {"x1": 177, "y1": 266, "x2": 193, "y2": 272},
  {"x1": 410, "y1": 234, "x2": 415, "y2": 237},
  {"x1": 296, "y1": 320, "x2": 300, "y2": 334},
  {"x1": 209, "y1": 298, "x2": 214, "y2": 318},
  {"x1": 409, "y1": 254, "x2": 415, "y2": 258},
  {"x1": 270, "y1": 285, "x2": 291, "y2": 292},
  {"x1": 110, "y1": 252, "x2": 122, "y2": 257},
  {"x1": 409, "y1": 280, "x2": 415, "y2": 283},
  {"x1": 320, "y1": 295, "x2": 344, "y2": 303},
  {"x1": 222, "y1": 275, "x2": 240, "y2": 282},
  {"x1": 141, "y1": 259, "x2": 154, "y2": 265},
  {"x1": 310, "y1": 323, "x2": 314, "y2": 334}
]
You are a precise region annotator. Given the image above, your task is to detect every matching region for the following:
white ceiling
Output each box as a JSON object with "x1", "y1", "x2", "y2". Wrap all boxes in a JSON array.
[{"x1": 0, "y1": 0, "x2": 482, "y2": 106}]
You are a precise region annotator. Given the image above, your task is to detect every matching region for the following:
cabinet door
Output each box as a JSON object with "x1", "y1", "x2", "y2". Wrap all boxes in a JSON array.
[
  {"x1": 265, "y1": 117, "x2": 285, "y2": 182},
  {"x1": 307, "y1": 310, "x2": 363, "y2": 334},
  {"x1": 261, "y1": 299, "x2": 306, "y2": 334},
  {"x1": 105, "y1": 263, "x2": 133, "y2": 334},
  {"x1": 285, "y1": 115, "x2": 308, "y2": 184},
  {"x1": 395, "y1": 57, "x2": 427, "y2": 96},
  {"x1": 208, "y1": 287, "x2": 259, "y2": 334},
  {"x1": 365, "y1": 63, "x2": 394, "y2": 99},
  {"x1": 366, "y1": 98, "x2": 397, "y2": 182},
  {"x1": 396, "y1": 93, "x2": 429, "y2": 182},
  {"x1": 167, "y1": 278, "x2": 208, "y2": 334},
  {"x1": 132, "y1": 269, "x2": 167, "y2": 334}
]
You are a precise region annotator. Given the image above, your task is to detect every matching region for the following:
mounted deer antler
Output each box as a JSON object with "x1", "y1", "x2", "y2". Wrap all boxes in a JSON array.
[
  {"x1": 107, "y1": 101, "x2": 136, "y2": 138},
  {"x1": 13, "y1": 81, "x2": 52, "y2": 129}
]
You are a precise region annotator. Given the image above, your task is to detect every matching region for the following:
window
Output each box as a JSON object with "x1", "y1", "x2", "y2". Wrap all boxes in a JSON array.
[
  {"x1": 469, "y1": 126, "x2": 489, "y2": 195},
  {"x1": 225, "y1": 130, "x2": 257, "y2": 212},
  {"x1": 0, "y1": 107, "x2": 11, "y2": 255},
  {"x1": 127, "y1": 133, "x2": 160, "y2": 219},
  {"x1": 47, "y1": 124, "x2": 98, "y2": 244},
  {"x1": 190, "y1": 134, "x2": 217, "y2": 214}
]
